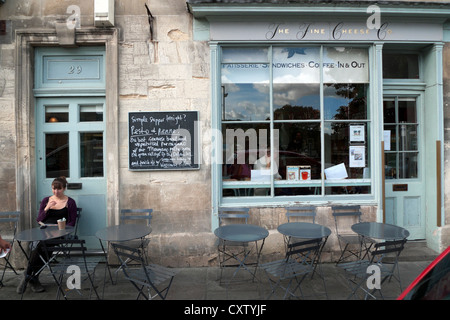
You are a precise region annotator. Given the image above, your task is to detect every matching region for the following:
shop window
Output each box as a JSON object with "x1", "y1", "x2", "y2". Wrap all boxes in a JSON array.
[
  {"x1": 45, "y1": 105, "x2": 69, "y2": 123},
  {"x1": 45, "y1": 133, "x2": 69, "y2": 178},
  {"x1": 383, "y1": 97, "x2": 418, "y2": 179},
  {"x1": 80, "y1": 104, "x2": 103, "y2": 122},
  {"x1": 80, "y1": 132, "x2": 104, "y2": 177},
  {"x1": 220, "y1": 46, "x2": 371, "y2": 199},
  {"x1": 382, "y1": 53, "x2": 419, "y2": 79}
]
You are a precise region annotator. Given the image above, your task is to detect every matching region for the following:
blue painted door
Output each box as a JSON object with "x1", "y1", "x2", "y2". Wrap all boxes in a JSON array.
[
  {"x1": 36, "y1": 97, "x2": 106, "y2": 249},
  {"x1": 383, "y1": 95, "x2": 425, "y2": 239}
]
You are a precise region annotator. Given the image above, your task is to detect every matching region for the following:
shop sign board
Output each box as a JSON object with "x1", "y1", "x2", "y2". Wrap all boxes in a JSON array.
[{"x1": 211, "y1": 20, "x2": 443, "y2": 42}]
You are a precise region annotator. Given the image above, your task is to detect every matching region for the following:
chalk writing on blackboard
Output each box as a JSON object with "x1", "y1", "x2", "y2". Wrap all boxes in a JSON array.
[{"x1": 128, "y1": 111, "x2": 199, "y2": 170}]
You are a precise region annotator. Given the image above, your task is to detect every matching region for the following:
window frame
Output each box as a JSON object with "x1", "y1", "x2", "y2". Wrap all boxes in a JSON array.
[
  {"x1": 213, "y1": 43, "x2": 376, "y2": 206},
  {"x1": 382, "y1": 49, "x2": 423, "y2": 84}
]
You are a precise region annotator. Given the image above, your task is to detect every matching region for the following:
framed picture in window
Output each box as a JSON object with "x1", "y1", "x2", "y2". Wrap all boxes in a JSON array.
[{"x1": 350, "y1": 124, "x2": 365, "y2": 143}]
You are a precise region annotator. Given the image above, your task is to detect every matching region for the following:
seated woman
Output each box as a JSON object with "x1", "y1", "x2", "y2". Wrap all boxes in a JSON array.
[{"x1": 16, "y1": 176, "x2": 77, "y2": 294}]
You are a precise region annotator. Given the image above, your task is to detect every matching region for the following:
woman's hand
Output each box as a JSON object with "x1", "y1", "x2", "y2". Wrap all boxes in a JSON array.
[{"x1": 45, "y1": 200, "x2": 57, "y2": 212}]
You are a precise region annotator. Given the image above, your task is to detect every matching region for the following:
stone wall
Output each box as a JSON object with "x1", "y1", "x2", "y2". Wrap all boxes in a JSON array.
[{"x1": 115, "y1": 0, "x2": 213, "y2": 266}]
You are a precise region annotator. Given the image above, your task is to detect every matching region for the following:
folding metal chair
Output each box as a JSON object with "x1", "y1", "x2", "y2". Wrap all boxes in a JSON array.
[
  {"x1": 286, "y1": 206, "x2": 316, "y2": 223},
  {"x1": 261, "y1": 238, "x2": 324, "y2": 299},
  {"x1": 218, "y1": 207, "x2": 249, "y2": 226},
  {"x1": 111, "y1": 243, "x2": 177, "y2": 300},
  {"x1": 285, "y1": 206, "x2": 316, "y2": 245},
  {"x1": 332, "y1": 205, "x2": 374, "y2": 264},
  {"x1": 109, "y1": 209, "x2": 153, "y2": 283},
  {"x1": 120, "y1": 209, "x2": 153, "y2": 252},
  {"x1": 66, "y1": 208, "x2": 82, "y2": 240},
  {"x1": 74, "y1": 207, "x2": 82, "y2": 237},
  {"x1": 41, "y1": 239, "x2": 100, "y2": 300},
  {"x1": 0, "y1": 211, "x2": 20, "y2": 286},
  {"x1": 216, "y1": 207, "x2": 250, "y2": 283},
  {"x1": 337, "y1": 238, "x2": 407, "y2": 299}
]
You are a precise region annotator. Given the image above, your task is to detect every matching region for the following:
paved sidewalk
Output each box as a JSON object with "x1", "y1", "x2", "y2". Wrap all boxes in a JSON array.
[
  {"x1": 0, "y1": 240, "x2": 439, "y2": 301},
  {"x1": 0, "y1": 259, "x2": 434, "y2": 301}
]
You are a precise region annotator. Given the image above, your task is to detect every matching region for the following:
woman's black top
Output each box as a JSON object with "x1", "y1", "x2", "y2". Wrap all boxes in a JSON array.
[{"x1": 42, "y1": 207, "x2": 69, "y2": 224}]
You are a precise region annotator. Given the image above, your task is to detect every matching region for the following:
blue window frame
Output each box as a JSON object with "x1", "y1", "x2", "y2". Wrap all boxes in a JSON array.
[{"x1": 215, "y1": 45, "x2": 373, "y2": 205}]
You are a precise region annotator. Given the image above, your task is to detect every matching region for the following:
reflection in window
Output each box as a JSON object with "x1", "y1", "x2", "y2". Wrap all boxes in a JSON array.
[
  {"x1": 80, "y1": 104, "x2": 103, "y2": 122},
  {"x1": 274, "y1": 84, "x2": 320, "y2": 120},
  {"x1": 273, "y1": 47, "x2": 320, "y2": 84},
  {"x1": 45, "y1": 105, "x2": 69, "y2": 123},
  {"x1": 220, "y1": 46, "x2": 372, "y2": 198},
  {"x1": 222, "y1": 47, "x2": 269, "y2": 63},
  {"x1": 383, "y1": 98, "x2": 418, "y2": 179},
  {"x1": 324, "y1": 84, "x2": 368, "y2": 120},
  {"x1": 383, "y1": 53, "x2": 419, "y2": 79},
  {"x1": 276, "y1": 123, "x2": 321, "y2": 179},
  {"x1": 221, "y1": 83, "x2": 270, "y2": 121},
  {"x1": 322, "y1": 47, "x2": 369, "y2": 195},
  {"x1": 46, "y1": 133, "x2": 69, "y2": 178},
  {"x1": 324, "y1": 122, "x2": 369, "y2": 180},
  {"x1": 80, "y1": 132, "x2": 104, "y2": 177}
]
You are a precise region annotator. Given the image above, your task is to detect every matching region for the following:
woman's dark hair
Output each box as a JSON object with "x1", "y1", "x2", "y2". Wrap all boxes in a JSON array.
[{"x1": 51, "y1": 176, "x2": 67, "y2": 190}]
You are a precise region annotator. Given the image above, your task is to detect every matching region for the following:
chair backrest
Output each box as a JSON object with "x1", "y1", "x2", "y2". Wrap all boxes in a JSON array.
[
  {"x1": 120, "y1": 209, "x2": 153, "y2": 226},
  {"x1": 41, "y1": 238, "x2": 89, "y2": 263},
  {"x1": 286, "y1": 206, "x2": 316, "y2": 223},
  {"x1": 218, "y1": 207, "x2": 249, "y2": 226},
  {"x1": 370, "y1": 238, "x2": 407, "y2": 266},
  {"x1": 111, "y1": 243, "x2": 146, "y2": 282},
  {"x1": 112, "y1": 242, "x2": 144, "y2": 266},
  {"x1": 332, "y1": 205, "x2": 362, "y2": 235},
  {"x1": 74, "y1": 207, "x2": 82, "y2": 235},
  {"x1": 0, "y1": 211, "x2": 20, "y2": 240},
  {"x1": 286, "y1": 238, "x2": 322, "y2": 265}
]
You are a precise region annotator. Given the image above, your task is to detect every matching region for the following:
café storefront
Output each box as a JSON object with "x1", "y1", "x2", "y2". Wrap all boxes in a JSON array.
[
  {"x1": 188, "y1": 0, "x2": 448, "y2": 253},
  {"x1": 1, "y1": 0, "x2": 449, "y2": 269}
]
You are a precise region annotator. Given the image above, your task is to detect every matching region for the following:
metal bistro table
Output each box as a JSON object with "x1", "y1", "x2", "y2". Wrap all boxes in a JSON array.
[
  {"x1": 351, "y1": 222, "x2": 410, "y2": 258},
  {"x1": 15, "y1": 225, "x2": 74, "y2": 298},
  {"x1": 278, "y1": 222, "x2": 332, "y2": 242},
  {"x1": 277, "y1": 222, "x2": 331, "y2": 298},
  {"x1": 214, "y1": 224, "x2": 269, "y2": 285},
  {"x1": 95, "y1": 224, "x2": 152, "y2": 291},
  {"x1": 351, "y1": 222, "x2": 410, "y2": 241}
]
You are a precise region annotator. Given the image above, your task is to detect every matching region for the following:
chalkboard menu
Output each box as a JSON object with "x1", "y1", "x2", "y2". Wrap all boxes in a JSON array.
[{"x1": 128, "y1": 111, "x2": 199, "y2": 170}]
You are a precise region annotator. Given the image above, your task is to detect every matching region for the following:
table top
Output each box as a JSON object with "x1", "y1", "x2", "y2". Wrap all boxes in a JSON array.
[
  {"x1": 95, "y1": 224, "x2": 152, "y2": 242},
  {"x1": 277, "y1": 222, "x2": 331, "y2": 239},
  {"x1": 214, "y1": 224, "x2": 269, "y2": 243},
  {"x1": 15, "y1": 226, "x2": 74, "y2": 242},
  {"x1": 351, "y1": 222, "x2": 410, "y2": 240}
]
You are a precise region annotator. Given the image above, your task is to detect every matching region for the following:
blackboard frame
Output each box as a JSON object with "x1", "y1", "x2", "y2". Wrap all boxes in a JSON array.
[{"x1": 128, "y1": 111, "x2": 200, "y2": 171}]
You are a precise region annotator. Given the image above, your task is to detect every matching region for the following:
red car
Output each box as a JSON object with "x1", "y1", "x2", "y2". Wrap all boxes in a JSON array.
[{"x1": 397, "y1": 246, "x2": 450, "y2": 300}]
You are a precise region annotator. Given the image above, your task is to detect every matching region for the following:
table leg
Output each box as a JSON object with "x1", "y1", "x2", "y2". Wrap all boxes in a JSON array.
[
  {"x1": 98, "y1": 239, "x2": 114, "y2": 299},
  {"x1": 16, "y1": 241, "x2": 45, "y2": 299},
  {"x1": 220, "y1": 239, "x2": 265, "y2": 287},
  {"x1": 359, "y1": 235, "x2": 374, "y2": 260},
  {"x1": 16, "y1": 240, "x2": 56, "y2": 300}
]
